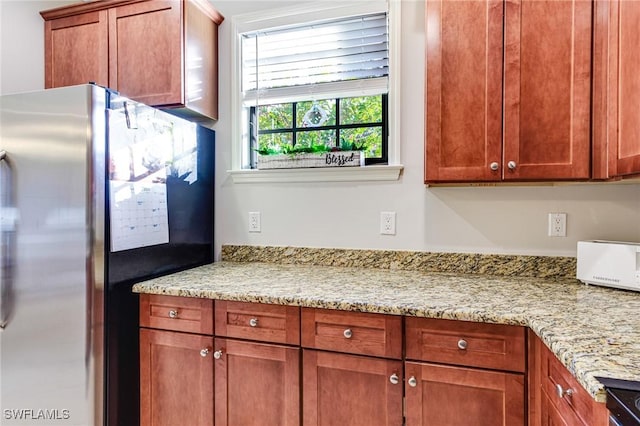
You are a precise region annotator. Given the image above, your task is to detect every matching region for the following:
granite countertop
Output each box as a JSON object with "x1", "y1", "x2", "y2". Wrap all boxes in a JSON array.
[{"x1": 132, "y1": 260, "x2": 640, "y2": 403}]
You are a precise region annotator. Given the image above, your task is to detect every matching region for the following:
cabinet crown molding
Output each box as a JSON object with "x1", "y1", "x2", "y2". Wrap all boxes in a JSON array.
[{"x1": 41, "y1": 0, "x2": 224, "y2": 24}]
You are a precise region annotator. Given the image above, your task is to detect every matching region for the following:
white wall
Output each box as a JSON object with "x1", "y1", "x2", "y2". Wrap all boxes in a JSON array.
[
  {"x1": 0, "y1": 0, "x2": 75, "y2": 94},
  {"x1": 212, "y1": 0, "x2": 640, "y2": 258},
  {"x1": 1, "y1": 0, "x2": 638, "y2": 258}
]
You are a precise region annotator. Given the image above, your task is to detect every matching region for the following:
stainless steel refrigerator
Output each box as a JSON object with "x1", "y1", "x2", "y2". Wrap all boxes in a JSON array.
[{"x1": 0, "y1": 84, "x2": 214, "y2": 425}]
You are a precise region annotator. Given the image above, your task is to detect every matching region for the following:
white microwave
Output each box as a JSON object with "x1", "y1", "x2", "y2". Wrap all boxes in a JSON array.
[{"x1": 576, "y1": 240, "x2": 640, "y2": 292}]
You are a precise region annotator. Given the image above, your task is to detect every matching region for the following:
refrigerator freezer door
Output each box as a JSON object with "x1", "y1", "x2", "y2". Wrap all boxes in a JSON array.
[{"x1": 0, "y1": 85, "x2": 105, "y2": 426}]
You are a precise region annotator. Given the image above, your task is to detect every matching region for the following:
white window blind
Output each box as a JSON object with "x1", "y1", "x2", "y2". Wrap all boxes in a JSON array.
[{"x1": 241, "y1": 12, "x2": 389, "y2": 106}]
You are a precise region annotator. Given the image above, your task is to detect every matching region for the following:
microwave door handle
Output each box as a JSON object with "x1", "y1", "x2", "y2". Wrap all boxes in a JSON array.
[{"x1": 0, "y1": 149, "x2": 14, "y2": 330}]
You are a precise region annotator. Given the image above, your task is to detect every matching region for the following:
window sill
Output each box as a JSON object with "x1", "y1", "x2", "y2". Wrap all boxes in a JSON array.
[{"x1": 227, "y1": 165, "x2": 404, "y2": 184}]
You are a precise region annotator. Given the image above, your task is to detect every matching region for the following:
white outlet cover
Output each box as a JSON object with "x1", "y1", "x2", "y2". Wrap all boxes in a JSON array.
[
  {"x1": 248, "y1": 212, "x2": 261, "y2": 233},
  {"x1": 380, "y1": 212, "x2": 396, "y2": 235},
  {"x1": 548, "y1": 213, "x2": 567, "y2": 237}
]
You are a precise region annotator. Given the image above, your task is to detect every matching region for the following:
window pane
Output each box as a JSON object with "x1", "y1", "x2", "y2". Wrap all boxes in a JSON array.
[
  {"x1": 296, "y1": 100, "x2": 336, "y2": 128},
  {"x1": 340, "y1": 96, "x2": 382, "y2": 125},
  {"x1": 297, "y1": 130, "x2": 336, "y2": 148},
  {"x1": 340, "y1": 127, "x2": 382, "y2": 157},
  {"x1": 258, "y1": 103, "x2": 293, "y2": 130},
  {"x1": 258, "y1": 132, "x2": 293, "y2": 153}
]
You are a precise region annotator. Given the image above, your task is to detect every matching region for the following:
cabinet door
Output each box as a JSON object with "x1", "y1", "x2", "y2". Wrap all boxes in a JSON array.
[
  {"x1": 405, "y1": 361, "x2": 525, "y2": 426},
  {"x1": 44, "y1": 11, "x2": 108, "y2": 89},
  {"x1": 108, "y1": 0, "x2": 183, "y2": 106},
  {"x1": 425, "y1": 0, "x2": 504, "y2": 183},
  {"x1": 214, "y1": 338, "x2": 300, "y2": 426},
  {"x1": 607, "y1": 0, "x2": 640, "y2": 177},
  {"x1": 303, "y1": 350, "x2": 403, "y2": 426},
  {"x1": 140, "y1": 329, "x2": 213, "y2": 426},
  {"x1": 503, "y1": 0, "x2": 591, "y2": 180},
  {"x1": 540, "y1": 389, "x2": 581, "y2": 426}
]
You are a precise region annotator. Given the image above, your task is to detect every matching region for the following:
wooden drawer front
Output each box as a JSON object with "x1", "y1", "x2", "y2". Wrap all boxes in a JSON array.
[
  {"x1": 140, "y1": 294, "x2": 213, "y2": 335},
  {"x1": 215, "y1": 301, "x2": 300, "y2": 345},
  {"x1": 540, "y1": 343, "x2": 606, "y2": 426},
  {"x1": 301, "y1": 308, "x2": 402, "y2": 359},
  {"x1": 405, "y1": 317, "x2": 525, "y2": 372}
]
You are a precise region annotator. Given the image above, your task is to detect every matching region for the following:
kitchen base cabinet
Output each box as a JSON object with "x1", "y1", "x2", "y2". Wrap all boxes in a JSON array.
[
  {"x1": 528, "y1": 330, "x2": 609, "y2": 426},
  {"x1": 139, "y1": 328, "x2": 213, "y2": 426},
  {"x1": 405, "y1": 361, "x2": 525, "y2": 426},
  {"x1": 303, "y1": 350, "x2": 403, "y2": 426},
  {"x1": 214, "y1": 338, "x2": 300, "y2": 426},
  {"x1": 406, "y1": 317, "x2": 526, "y2": 425}
]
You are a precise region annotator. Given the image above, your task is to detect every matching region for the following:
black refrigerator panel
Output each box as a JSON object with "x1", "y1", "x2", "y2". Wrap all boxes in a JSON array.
[{"x1": 104, "y1": 97, "x2": 214, "y2": 426}]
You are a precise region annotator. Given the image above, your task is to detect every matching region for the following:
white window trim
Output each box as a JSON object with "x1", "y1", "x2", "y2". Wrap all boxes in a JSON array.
[{"x1": 228, "y1": 0, "x2": 403, "y2": 184}]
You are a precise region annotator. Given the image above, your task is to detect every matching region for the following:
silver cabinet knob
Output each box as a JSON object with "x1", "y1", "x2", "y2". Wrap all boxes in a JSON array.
[
  {"x1": 168, "y1": 310, "x2": 178, "y2": 319},
  {"x1": 507, "y1": 161, "x2": 517, "y2": 170},
  {"x1": 490, "y1": 162, "x2": 499, "y2": 171},
  {"x1": 408, "y1": 376, "x2": 417, "y2": 387},
  {"x1": 213, "y1": 350, "x2": 223, "y2": 360},
  {"x1": 200, "y1": 348, "x2": 209, "y2": 357},
  {"x1": 457, "y1": 339, "x2": 468, "y2": 350},
  {"x1": 249, "y1": 318, "x2": 258, "y2": 327},
  {"x1": 389, "y1": 373, "x2": 399, "y2": 385},
  {"x1": 555, "y1": 384, "x2": 574, "y2": 399},
  {"x1": 343, "y1": 328, "x2": 353, "y2": 339}
]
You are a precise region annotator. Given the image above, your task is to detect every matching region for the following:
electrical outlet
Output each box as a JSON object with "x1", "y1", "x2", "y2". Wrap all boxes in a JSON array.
[
  {"x1": 548, "y1": 213, "x2": 567, "y2": 237},
  {"x1": 248, "y1": 212, "x2": 261, "y2": 233},
  {"x1": 380, "y1": 212, "x2": 396, "y2": 235}
]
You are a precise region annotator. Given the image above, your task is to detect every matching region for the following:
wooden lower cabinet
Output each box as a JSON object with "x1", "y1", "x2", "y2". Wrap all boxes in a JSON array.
[
  {"x1": 540, "y1": 388, "x2": 581, "y2": 426},
  {"x1": 140, "y1": 328, "x2": 214, "y2": 426},
  {"x1": 303, "y1": 350, "x2": 403, "y2": 426},
  {"x1": 214, "y1": 338, "x2": 300, "y2": 426},
  {"x1": 405, "y1": 361, "x2": 525, "y2": 426},
  {"x1": 138, "y1": 297, "x2": 612, "y2": 426},
  {"x1": 528, "y1": 330, "x2": 609, "y2": 426}
]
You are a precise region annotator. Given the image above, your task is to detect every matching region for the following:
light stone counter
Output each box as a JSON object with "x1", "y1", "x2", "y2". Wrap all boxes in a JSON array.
[{"x1": 133, "y1": 260, "x2": 640, "y2": 403}]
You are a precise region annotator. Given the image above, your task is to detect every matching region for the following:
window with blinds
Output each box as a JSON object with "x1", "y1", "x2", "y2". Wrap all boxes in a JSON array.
[
  {"x1": 240, "y1": 12, "x2": 390, "y2": 167},
  {"x1": 241, "y1": 13, "x2": 388, "y2": 104}
]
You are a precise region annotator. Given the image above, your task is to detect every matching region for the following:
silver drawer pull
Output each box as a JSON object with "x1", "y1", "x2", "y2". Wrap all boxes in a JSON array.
[
  {"x1": 389, "y1": 373, "x2": 399, "y2": 385},
  {"x1": 168, "y1": 310, "x2": 179, "y2": 319},
  {"x1": 555, "y1": 384, "x2": 574, "y2": 399},
  {"x1": 213, "y1": 350, "x2": 223, "y2": 360},
  {"x1": 343, "y1": 328, "x2": 353, "y2": 339},
  {"x1": 249, "y1": 318, "x2": 258, "y2": 327},
  {"x1": 200, "y1": 348, "x2": 209, "y2": 357},
  {"x1": 489, "y1": 162, "x2": 499, "y2": 171},
  {"x1": 457, "y1": 339, "x2": 468, "y2": 350},
  {"x1": 408, "y1": 376, "x2": 417, "y2": 387}
]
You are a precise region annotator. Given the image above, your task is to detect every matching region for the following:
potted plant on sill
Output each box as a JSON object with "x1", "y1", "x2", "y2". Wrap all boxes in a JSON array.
[{"x1": 255, "y1": 141, "x2": 367, "y2": 170}]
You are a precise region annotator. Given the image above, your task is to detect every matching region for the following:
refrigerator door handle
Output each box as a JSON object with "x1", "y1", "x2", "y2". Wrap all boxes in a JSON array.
[{"x1": 0, "y1": 149, "x2": 14, "y2": 330}]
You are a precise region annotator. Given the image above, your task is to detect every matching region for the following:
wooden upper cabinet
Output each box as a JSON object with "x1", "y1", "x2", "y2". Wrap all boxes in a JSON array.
[
  {"x1": 41, "y1": 0, "x2": 223, "y2": 123},
  {"x1": 503, "y1": 0, "x2": 591, "y2": 181},
  {"x1": 108, "y1": 1, "x2": 183, "y2": 108},
  {"x1": 425, "y1": 0, "x2": 592, "y2": 183},
  {"x1": 425, "y1": 0, "x2": 504, "y2": 182},
  {"x1": 43, "y1": 10, "x2": 108, "y2": 88},
  {"x1": 605, "y1": 0, "x2": 640, "y2": 178}
]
